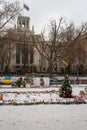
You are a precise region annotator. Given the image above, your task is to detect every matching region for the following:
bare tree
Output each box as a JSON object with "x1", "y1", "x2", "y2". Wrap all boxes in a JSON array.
[
  {"x1": 31, "y1": 18, "x2": 65, "y2": 76},
  {"x1": 0, "y1": 0, "x2": 21, "y2": 29},
  {"x1": 59, "y1": 22, "x2": 87, "y2": 75},
  {"x1": 0, "y1": 0, "x2": 21, "y2": 74},
  {"x1": 32, "y1": 18, "x2": 87, "y2": 76}
]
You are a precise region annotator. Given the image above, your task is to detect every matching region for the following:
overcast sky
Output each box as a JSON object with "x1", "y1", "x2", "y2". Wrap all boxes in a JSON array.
[{"x1": 19, "y1": 0, "x2": 87, "y2": 34}]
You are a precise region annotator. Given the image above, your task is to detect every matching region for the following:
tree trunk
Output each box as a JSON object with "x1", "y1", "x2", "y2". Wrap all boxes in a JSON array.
[{"x1": 49, "y1": 62, "x2": 54, "y2": 78}]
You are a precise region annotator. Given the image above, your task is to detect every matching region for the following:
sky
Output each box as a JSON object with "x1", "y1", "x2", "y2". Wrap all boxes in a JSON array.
[{"x1": 19, "y1": 0, "x2": 87, "y2": 34}]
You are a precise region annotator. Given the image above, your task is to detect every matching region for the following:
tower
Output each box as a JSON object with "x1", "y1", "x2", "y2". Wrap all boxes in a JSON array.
[{"x1": 17, "y1": 16, "x2": 30, "y2": 30}]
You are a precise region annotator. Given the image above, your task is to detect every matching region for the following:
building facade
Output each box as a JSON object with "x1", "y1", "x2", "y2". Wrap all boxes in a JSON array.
[
  {"x1": 1, "y1": 15, "x2": 87, "y2": 75},
  {"x1": 7, "y1": 16, "x2": 48, "y2": 74}
]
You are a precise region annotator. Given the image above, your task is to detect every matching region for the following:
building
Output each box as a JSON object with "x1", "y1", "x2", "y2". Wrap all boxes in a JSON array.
[
  {"x1": 0, "y1": 15, "x2": 87, "y2": 75},
  {"x1": 2, "y1": 16, "x2": 47, "y2": 74}
]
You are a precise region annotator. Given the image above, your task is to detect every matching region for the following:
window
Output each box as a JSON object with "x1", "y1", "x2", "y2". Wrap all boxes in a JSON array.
[
  {"x1": 22, "y1": 20, "x2": 25, "y2": 27},
  {"x1": 30, "y1": 52, "x2": 33, "y2": 64},
  {"x1": 16, "y1": 45, "x2": 20, "y2": 64},
  {"x1": 54, "y1": 67, "x2": 57, "y2": 71},
  {"x1": 19, "y1": 19, "x2": 21, "y2": 26},
  {"x1": 22, "y1": 44, "x2": 28, "y2": 64},
  {"x1": 30, "y1": 45, "x2": 34, "y2": 64},
  {"x1": 27, "y1": 20, "x2": 29, "y2": 27},
  {"x1": 43, "y1": 67, "x2": 46, "y2": 71},
  {"x1": 42, "y1": 57, "x2": 45, "y2": 66}
]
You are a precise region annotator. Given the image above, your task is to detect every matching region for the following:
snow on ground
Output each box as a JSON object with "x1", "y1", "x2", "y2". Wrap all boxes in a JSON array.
[
  {"x1": 0, "y1": 84, "x2": 86, "y2": 93},
  {"x1": 0, "y1": 85, "x2": 87, "y2": 130},
  {"x1": 0, "y1": 84, "x2": 87, "y2": 104},
  {"x1": 0, "y1": 105, "x2": 87, "y2": 130}
]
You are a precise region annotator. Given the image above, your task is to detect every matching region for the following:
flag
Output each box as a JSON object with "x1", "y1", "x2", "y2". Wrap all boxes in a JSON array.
[
  {"x1": 23, "y1": 3, "x2": 29, "y2": 11},
  {"x1": 61, "y1": 59, "x2": 68, "y2": 66}
]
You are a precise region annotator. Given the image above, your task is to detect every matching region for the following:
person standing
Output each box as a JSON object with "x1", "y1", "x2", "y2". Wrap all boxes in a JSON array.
[
  {"x1": 40, "y1": 75, "x2": 44, "y2": 87},
  {"x1": 17, "y1": 77, "x2": 23, "y2": 87}
]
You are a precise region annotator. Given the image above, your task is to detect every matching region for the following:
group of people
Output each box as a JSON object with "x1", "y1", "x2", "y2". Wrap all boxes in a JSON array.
[
  {"x1": 11, "y1": 77, "x2": 26, "y2": 87},
  {"x1": 17, "y1": 77, "x2": 45, "y2": 87},
  {"x1": 11, "y1": 75, "x2": 46, "y2": 88},
  {"x1": 17, "y1": 77, "x2": 26, "y2": 87}
]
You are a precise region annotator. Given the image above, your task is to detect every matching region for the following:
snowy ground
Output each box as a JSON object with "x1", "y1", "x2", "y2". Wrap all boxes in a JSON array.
[
  {"x1": 0, "y1": 84, "x2": 87, "y2": 104},
  {"x1": 0, "y1": 105, "x2": 87, "y2": 130},
  {"x1": 0, "y1": 85, "x2": 87, "y2": 130}
]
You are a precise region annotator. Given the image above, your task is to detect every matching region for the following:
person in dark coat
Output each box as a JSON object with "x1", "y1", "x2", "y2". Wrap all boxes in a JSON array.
[{"x1": 17, "y1": 77, "x2": 23, "y2": 87}]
